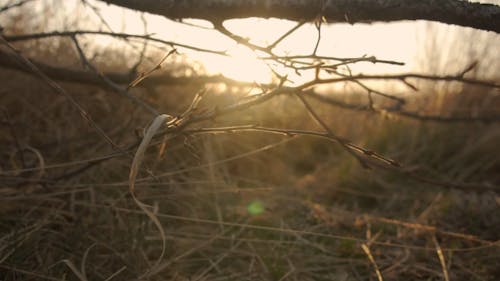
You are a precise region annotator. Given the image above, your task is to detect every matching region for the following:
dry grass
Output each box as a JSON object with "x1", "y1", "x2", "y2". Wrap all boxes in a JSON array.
[
  {"x1": 1, "y1": 3, "x2": 499, "y2": 280},
  {"x1": 1, "y1": 62, "x2": 499, "y2": 280}
]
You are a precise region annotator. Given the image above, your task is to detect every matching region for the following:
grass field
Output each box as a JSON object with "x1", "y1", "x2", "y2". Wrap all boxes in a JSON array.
[{"x1": 1, "y1": 3, "x2": 499, "y2": 280}]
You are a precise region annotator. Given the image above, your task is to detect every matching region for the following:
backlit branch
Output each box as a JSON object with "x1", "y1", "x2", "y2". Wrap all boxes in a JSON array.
[
  {"x1": 296, "y1": 73, "x2": 500, "y2": 90},
  {"x1": 3, "y1": 30, "x2": 227, "y2": 56},
  {"x1": 101, "y1": 0, "x2": 500, "y2": 33},
  {"x1": 211, "y1": 20, "x2": 405, "y2": 80}
]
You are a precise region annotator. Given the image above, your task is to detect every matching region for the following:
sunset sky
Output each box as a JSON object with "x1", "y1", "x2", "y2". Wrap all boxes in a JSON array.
[
  {"x1": 6, "y1": 0, "x2": 499, "y2": 84},
  {"x1": 89, "y1": 0, "x2": 499, "y2": 84},
  {"x1": 89, "y1": 2, "x2": 420, "y2": 83}
]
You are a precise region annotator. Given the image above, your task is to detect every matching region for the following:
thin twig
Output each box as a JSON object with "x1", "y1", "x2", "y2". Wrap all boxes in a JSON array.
[
  {"x1": 304, "y1": 90, "x2": 500, "y2": 123},
  {"x1": 71, "y1": 35, "x2": 159, "y2": 116},
  {"x1": 297, "y1": 73, "x2": 500, "y2": 90},
  {"x1": 127, "y1": 49, "x2": 176, "y2": 89},
  {"x1": 3, "y1": 30, "x2": 227, "y2": 56},
  {"x1": 267, "y1": 21, "x2": 306, "y2": 50}
]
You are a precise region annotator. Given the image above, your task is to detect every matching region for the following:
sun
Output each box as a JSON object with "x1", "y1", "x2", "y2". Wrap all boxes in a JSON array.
[{"x1": 201, "y1": 45, "x2": 272, "y2": 84}]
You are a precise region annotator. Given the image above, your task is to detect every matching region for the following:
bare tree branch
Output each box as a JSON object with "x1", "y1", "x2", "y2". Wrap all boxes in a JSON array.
[
  {"x1": 0, "y1": 49, "x2": 255, "y2": 87},
  {"x1": 101, "y1": 0, "x2": 500, "y2": 33},
  {"x1": 296, "y1": 74, "x2": 500, "y2": 90},
  {"x1": 303, "y1": 90, "x2": 500, "y2": 124},
  {"x1": 3, "y1": 30, "x2": 227, "y2": 56}
]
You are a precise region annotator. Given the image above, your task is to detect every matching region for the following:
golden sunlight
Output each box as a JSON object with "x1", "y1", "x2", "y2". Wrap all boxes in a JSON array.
[
  {"x1": 201, "y1": 44, "x2": 272, "y2": 84},
  {"x1": 198, "y1": 19, "x2": 418, "y2": 83},
  {"x1": 92, "y1": 2, "x2": 421, "y2": 84}
]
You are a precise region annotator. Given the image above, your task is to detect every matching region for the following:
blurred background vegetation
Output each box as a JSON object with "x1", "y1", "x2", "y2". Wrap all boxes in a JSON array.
[{"x1": 0, "y1": 0, "x2": 499, "y2": 280}]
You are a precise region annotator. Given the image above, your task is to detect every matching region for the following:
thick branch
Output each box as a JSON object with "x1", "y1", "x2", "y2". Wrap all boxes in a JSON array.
[
  {"x1": 0, "y1": 49, "x2": 253, "y2": 88},
  {"x1": 101, "y1": 0, "x2": 500, "y2": 33}
]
